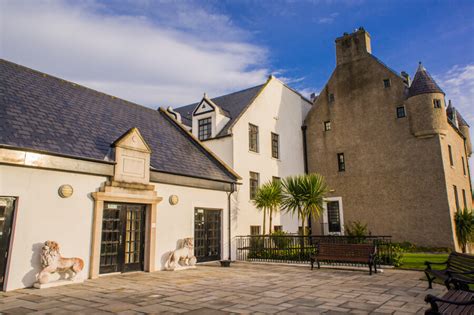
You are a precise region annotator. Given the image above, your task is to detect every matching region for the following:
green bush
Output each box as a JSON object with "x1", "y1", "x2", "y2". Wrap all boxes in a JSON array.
[
  {"x1": 270, "y1": 230, "x2": 292, "y2": 249},
  {"x1": 391, "y1": 241, "x2": 451, "y2": 253},
  {"x1": 345, "y1": 221, "x2": 368, "y2": 243}
]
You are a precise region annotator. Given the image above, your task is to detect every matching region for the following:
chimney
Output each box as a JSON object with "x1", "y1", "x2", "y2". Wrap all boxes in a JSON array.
[{"x1": 335, "y1": 27, "x2": 371, "y2": 66}]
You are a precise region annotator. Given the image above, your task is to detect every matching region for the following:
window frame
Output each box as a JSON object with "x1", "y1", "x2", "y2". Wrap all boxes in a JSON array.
[
  {"x1": 328, "y1": 93, "x2": 335, "y2": 103},
  {"x1": 337, "y1": 153, "x2": 345, "y2": 172},
  {"x1": 396, "y1": 106, "x2": 406, "y2": 118},
  {"x1": 462, "y1": 189, "x2": 467, "y2": 210},
  {"x1": 250, "y1": 225, "x2": 261, "y2": 235},
  {"x1": 324, "y1": 121, "x2": 331, "y2": 131},
  {"x1": 271, "y1": 132, "x2": 279, "y2": 159},
  {"x1": 249, "y1": 123, "x2": 259, "y2": 153},
  {"x1": 462, "y1": 156, "x2": 466, "y2": 175},
  {"x1": 433, "y1": 99, "x2": 442, "y2": 109},
  {"x1": 448, "y1": 145, "x2": 454, "y2": 166},
  {"x1": 197, "y1": 117, "x2": 212, "y2": 141},
  {"x1": 249, "y1": 171, "x2": 260, "y2": 200},
  {"x1": 454, "y1": 185, "x2": 460, "y2": 211}
]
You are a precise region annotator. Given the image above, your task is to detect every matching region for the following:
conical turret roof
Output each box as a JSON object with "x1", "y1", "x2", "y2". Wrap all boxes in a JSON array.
[{"x1": 408, "y1": 63, "x2": 444, "y2": 98}]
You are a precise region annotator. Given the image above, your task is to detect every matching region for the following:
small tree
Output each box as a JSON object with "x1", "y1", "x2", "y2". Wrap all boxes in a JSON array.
[
  {"x1": 455, "y1": 209, "x2": 474, "y2": 253},
  {"x1": 281, "y1": 174, "x2": 328, "y2": 236},
  {"x1": 253, "y1": 180, "x2": 282, "y2": 235}
]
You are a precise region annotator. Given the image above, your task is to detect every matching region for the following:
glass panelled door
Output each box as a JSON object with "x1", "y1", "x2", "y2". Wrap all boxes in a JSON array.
[
  {"x1": 0, "y1": 197, "x2": 16, "y2": 290},
  {"x1": 194, "y1": 209, "x2": 222, "y2": 262},
  {"x1": 100, "y1": 203, "x2": 146, "y2": 274},
  {"x1": 327, "y1": 201, "x2": 341, "y2": 233}
]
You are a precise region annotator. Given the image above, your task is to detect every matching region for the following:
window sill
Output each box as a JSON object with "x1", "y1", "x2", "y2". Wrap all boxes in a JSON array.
[
  {"x1": 248, "y1": 150, "x2": 260, "y2": 155},
  {"x1": 271, "y1": 157, "x2": 281, "y2": 162}
]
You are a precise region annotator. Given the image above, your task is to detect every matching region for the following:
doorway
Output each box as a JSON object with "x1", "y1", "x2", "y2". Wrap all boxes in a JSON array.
[
  {"x1": 100, "y1": 203, "x2": 146, "y2": 274},
  {"x1": 194, "y1": 208, "x2": 222, "y2": 262},
  {"x1": 0, "y1": 197, "x2": 16, "y2": 290}
]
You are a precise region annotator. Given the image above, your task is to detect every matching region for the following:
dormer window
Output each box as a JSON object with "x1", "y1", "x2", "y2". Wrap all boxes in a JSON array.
[
  {"x1": 433, "y1": 99, "x2": 442, "y2": 109},
  {"x1": 198, "y1": 118, "x2": 212, "y2": 141}
]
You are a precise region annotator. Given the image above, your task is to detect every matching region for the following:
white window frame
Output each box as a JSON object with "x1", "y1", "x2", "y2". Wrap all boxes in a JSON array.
[{"x1": 321, "y1": 197, "x2": 344, "y2": 235}]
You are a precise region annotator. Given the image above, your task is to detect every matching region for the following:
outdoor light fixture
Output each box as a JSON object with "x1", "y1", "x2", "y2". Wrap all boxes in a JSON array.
[
  {"x1": 169, "y1": 195, "x2": 179, "y2": 205},
  {"x1": 58, "y1": 184, "x2": 73, "y2": 198}
]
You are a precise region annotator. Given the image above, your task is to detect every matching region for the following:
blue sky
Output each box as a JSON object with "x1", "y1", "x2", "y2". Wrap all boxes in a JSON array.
[{"x1": 1, "y1": 0, "x2": 473, "y2": 127}]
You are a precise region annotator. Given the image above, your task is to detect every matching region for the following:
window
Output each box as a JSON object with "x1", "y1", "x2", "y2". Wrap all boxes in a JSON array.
[
  {"x1": 454, "y1": 185, "x2": 460, "y2": 211},
  {"x1": 250, "y1": 225, "x2": 261, "y2": 235},
  {"x1": 383, "y1": 79, "x2": 391, "y2": 88},
  {"x1": 324, "y1": 121, "x2": 331, "y2": 131},
  {"x1": 249, "y1": 171, "x2": 259, "y2": 200},
  {"x1": 328, "y1": 93, "x2": 335, "y2": 103},
  {"x1": 271, "y1": 132, "x2": 279, "y2": 159},
  {"x1": 198, "y1": 118, "x2": 212, "y2": 141},
  {"x1": 396, "y1": 106, "x2": 406, "y2": 118},
  {"x1": 327, "y1": 201, "x2": 341, "y2": 233},
  {"x1": 249, "y1": 124, "x2": 259, "y2": 152},
  {"x1": 462, "y1": 189, "x2": 467, "y2": 210},
  {"x1": 462, "y1": 157, "x2": 466, "y2": 175},
  {"x1": 448, "y1": 145, "x2": 454, "y2": 166},
  {"x1": 337, "y1": 153, "x2": 345, "y2": 172},
  {"x1": 433, "y1": 99, "x2": 442, "y2": 109},
  {"x1": 273, "y1": 225, "x2": 283, "y2": 232}
]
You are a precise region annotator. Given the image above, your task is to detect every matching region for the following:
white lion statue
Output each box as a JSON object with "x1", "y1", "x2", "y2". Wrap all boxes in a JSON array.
[
  {"x1": 36, "y1": 240, "x2": 84, "y2": 284},
  {"x1": 165, "y1": 237, "x2": 197, "y2": 270}
]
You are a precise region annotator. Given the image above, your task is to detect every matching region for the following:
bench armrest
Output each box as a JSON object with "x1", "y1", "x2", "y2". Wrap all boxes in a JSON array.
[{"x1": 425, "y1": 260, "x2": 448, "y2": 270}]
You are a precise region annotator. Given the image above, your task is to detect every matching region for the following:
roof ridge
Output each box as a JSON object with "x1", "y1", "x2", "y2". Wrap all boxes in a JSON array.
[
  {"x1": 0, "y1": 58, "x2": 162, "y2": 116},
  {"x1": 210, "y1": 83, "x2": 265, "y2": 101}
]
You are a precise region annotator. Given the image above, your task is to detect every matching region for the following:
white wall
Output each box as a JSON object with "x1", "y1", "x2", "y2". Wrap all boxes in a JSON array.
[
  {"x1": 154, "y1": 182, "x2": 230, "y2": 270},
  {"x1": 0, "y1": 165, "x2": 106, "y2": 291},
  {"x1": 230, "y1": 78, "x2": 312, "y2": 238},
  {"x1": 0, "y1": 165, "x2": 231, "y2": 291}
]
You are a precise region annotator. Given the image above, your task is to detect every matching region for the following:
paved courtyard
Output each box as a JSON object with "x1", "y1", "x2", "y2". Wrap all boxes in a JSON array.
[{"x1": 0, "y1": 262, "x2": 446, "y2": 314}]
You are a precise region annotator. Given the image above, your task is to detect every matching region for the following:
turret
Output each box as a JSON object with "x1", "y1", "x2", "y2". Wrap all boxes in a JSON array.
[
  {"x1": 448, "y1": 103, "x2": 472, "y2": 156},
  {"x1": 405, "y1": 63, "x2": 448, "y2": 137}
]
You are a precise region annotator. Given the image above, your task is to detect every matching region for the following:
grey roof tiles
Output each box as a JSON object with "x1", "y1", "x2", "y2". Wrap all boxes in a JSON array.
[
  {"x1": 0, "y1": 59, "x2": 238, "y2": 183},
  {"x1": 175, "y1": 84, "x2": 265, "y2": 137}
]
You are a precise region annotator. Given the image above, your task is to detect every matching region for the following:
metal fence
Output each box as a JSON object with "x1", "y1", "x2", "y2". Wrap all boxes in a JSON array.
[{"x1": 235, "y1": 235, "x2": 393, "y2": 266}]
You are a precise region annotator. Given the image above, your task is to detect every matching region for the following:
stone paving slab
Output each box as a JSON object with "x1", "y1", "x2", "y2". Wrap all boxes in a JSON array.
[{"x1": 0, "y1": 262, "x2": 446, "y2": 314}]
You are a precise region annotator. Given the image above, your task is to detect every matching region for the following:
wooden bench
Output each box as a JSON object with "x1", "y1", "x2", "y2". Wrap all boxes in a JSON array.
[
  {"x1": 425, "y1": 252, "x2": 474, "y2": 289},
  {"x1": 425, "y1": 290, "x2": 474, "y2": 314},
  {"x1": 310, "y1": 243, "x2": 377, "y2": 275}
]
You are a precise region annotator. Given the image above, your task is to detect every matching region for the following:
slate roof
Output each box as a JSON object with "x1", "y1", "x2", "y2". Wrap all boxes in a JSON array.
[
  {"x1": 175, "y1": 84, "x2": 265, "y2": 137},
  {"x1": 0, "y1": 59, "x2": 238, "y2": 183},
  {"x1": 447, "y1": 102, "x2": 470, "y2": 127},
  {"x1": 408, "y1": 63, "x2": 444, "y2": 98}
]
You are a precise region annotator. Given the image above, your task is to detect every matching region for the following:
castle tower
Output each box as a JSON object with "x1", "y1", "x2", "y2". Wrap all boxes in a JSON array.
[
  {"x1": 448, "y1": 103, "x2": 472, "y2": 156},
  {"x1": 405, "y1": 63, "x2": 448, "y2": 137}
]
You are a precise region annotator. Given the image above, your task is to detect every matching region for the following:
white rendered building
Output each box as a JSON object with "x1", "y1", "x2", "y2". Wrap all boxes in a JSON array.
[
  {"x1": 174, "y1": 76, "x2": 312, "y2": 257},
  {"x1": 0, "y1": 60, "x2": 240, "y2": 291}
]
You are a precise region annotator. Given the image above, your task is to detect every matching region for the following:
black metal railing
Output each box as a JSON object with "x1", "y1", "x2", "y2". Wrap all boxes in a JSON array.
[{"x1": 236, "y1": 235, "x2": 393, "y2": 266}]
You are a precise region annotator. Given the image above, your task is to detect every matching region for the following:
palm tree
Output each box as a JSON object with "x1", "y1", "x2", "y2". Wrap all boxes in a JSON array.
[
  {"x1": 455, "y1": 209, "x2": 474, "y2": 253},
  {"x1": 253, "y1": 180, "x2": 282, "y2": 234},
  {"x1": 281, "y1": 174, "x2": 328, "y2": 236}
]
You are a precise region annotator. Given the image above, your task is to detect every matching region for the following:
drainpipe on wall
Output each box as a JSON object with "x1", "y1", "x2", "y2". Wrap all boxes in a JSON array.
[{"x1": 301, "y1": 125, "x2": 312, "y2": 234}]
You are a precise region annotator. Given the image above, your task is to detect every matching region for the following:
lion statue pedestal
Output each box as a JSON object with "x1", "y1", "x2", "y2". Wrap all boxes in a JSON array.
[
  {"x1": 34, "y1": 240, "x2": 85, "y2": 289},
  {"x1": 165, "y1": 237, "x2": 197, "y2": 271}
]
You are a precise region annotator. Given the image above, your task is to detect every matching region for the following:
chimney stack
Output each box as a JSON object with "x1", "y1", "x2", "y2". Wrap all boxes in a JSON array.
[{"x1": 335, "y1": 27, "x2": 371, "y2": 66}]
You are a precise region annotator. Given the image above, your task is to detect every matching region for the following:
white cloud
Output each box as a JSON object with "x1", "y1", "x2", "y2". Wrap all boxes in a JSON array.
[
  {"x1": 317, "y1": 12, "x2": 339, "y2": 24},
  {"x1": 0, "y1": 0, "x2": 269, "y2": 107},
  {"x1": 436, "y1": 64, "x2": 474, "y2": 127}
]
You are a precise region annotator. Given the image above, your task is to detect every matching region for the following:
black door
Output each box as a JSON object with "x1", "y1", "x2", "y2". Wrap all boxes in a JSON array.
[
  {"x1": 0, "y1": 197, "x2": 16, "y2": 290},
  {"x1": 100, "y1": 203, "x2": 146, "y2": 274},
  {"x1": 194, "y1": 209, "x2": 221, "y2": 262},
  {"x1": 327, "y1": 201, "x2": 341, "y2": 233}
]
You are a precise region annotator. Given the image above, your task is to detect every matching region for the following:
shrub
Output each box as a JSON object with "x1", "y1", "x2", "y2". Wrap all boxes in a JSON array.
[
  {"x1": 270, "y1": 230, "x2": 292, "y2": 249},
  {"x1": 345, "y1": 221, "x2": 368, "y2": 243},
  {"x1": 455, "y1": 209, "x2": 474, "y2": 253}
]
